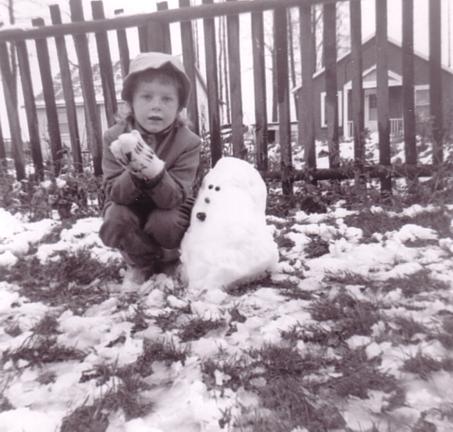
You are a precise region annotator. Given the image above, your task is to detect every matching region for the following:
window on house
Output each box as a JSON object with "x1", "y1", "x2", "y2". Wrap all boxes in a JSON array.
[
  {"x1": 415, "y1": 87, "x2": 430, "y2": 119},
  {"x1": 320, "y1": 91, "x2": 343, "y2": 127}
]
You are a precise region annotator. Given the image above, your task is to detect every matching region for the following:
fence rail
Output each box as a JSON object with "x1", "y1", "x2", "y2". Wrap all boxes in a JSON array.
[{"x1": 0, "y1": 0, "x2": 449, "y2": 196}]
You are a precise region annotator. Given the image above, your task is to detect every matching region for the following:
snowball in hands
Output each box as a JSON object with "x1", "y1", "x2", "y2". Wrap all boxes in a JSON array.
[
  {"x1": 180, "y1": 157, "x2": 279, "y2": 293},
  {"x1": 110, "y1": 129, "x2": 165, "y2": 181}
]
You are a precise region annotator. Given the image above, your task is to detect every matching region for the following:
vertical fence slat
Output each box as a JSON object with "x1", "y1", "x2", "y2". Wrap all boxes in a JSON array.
[
  {"x1": 70, "y1": 0, "x2": 103, "y2": 176},
  {"x1": 50, "y1": 4, "x2": 83, "y2": 173},
  {"x1": 179, "y1": 0, "x2": 199, "y2": 134},
  {"x1": 0, "y1": 42, "x2": 25, "y2": 179},
  {"x1": 33, "y1": 18, "x2": 63, "y2": 175},
  {"x1": 15, "y1": 40, "x2": 44, "y2": 179},
  {"x1": 299, "y1": 4, "x2": 316, "y2": 172},
  {"x1": 138, "y1": 25, "x2": 148, "y2": 52},
  {"x1": 251, "y1": 10, "x2": 268, "y2": 171},
  {"x1": 114, "y1": 9, "x2": 130, "y2": 78},
  {"x1": 92, "y1": 0, "x2": 117, "y2": 127},
  {"x1": 156, "y1": 2, "x2": 172, "y2": 53},
  {"x1": 202, "y1": 0, "x2": 222, "y2": 165},
  {"x1": 349, "y1": 0, "x2": 364, "y2": 166},
  {"x1": 402, "y1": 0, "x2": 416, "y2": 166},
  {"x1": 142, "y1": 2, "x2": 171, "y2": 54},
  {"x1": 429, "y1": 0, "x2": 443, "y2": 165},
  {"x1": 0, "y1": 120, "x2": 6, "y2": 170},
  {"x1": 226, "y1": 0, "x2": 245, "y2": 158},
  {"x1": 323, "y1": 2, "x2": 339, "y2": 168},
  {"x1": 274, "y1": 6, "x2": 292, "y2": 195},
  {"x1": 376, "y1": 0, "x2": 391, "y2": 193}
]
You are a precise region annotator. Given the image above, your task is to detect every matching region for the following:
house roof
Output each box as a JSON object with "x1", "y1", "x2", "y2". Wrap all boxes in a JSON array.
[
  {"x1": 35, "y1": 60, "x2": 124, "y2": 107},
  {"x1": 293, "y1": 33, "x2": 453, "y2": 92},
  {"x1": 35, "y1": 59, "x2": 209, "y2": 108}
]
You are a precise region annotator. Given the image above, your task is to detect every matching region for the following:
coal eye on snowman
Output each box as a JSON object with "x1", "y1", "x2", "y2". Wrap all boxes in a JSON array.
[
  {"x1": 215, "y1": 186, "x2": 221, "y2": 191},
  {"x1": 208, "y1": 184, "x2": 213, "y2": 189}
]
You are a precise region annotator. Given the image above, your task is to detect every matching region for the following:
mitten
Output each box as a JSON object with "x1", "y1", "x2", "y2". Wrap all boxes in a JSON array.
[{"x1": 110, "y1": 130, "x2": 165, "y2": 181}]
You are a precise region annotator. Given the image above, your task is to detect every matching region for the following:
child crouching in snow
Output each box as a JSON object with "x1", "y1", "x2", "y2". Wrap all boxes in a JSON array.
[{"x1": 99, "y1": 52, "x2": 201, "y2": 288}]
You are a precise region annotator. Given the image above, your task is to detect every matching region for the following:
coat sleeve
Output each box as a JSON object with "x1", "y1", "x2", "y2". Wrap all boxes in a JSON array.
[
  {"x1": 102, "y1": 124, "x2": 144, "y2": 206},
  {"x1": 139, "y1": 141, "x2": 200, "y2": 209},
  {"x1": 102, "y1": 123, "x2": 201, "y2": 210}
]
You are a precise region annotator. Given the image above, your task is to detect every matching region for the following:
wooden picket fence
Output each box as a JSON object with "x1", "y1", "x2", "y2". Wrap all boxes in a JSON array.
[{"x1": 0, "y1": 0, "x2": 447, "y2": 195}]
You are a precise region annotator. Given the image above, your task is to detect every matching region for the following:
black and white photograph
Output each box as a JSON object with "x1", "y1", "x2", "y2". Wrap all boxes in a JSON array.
[{"x1": 0, "y1": 0, "x2": 453, "y2": 431}]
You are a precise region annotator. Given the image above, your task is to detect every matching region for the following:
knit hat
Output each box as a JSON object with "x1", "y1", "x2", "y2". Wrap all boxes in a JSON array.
[{"x1": 121, "y1": 52, "x2": 191, "y2": 109}]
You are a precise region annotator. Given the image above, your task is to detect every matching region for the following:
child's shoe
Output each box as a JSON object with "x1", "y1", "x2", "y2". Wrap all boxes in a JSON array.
[{"x1": 121, "y1": 264, "x2": 153, "y2": 292}]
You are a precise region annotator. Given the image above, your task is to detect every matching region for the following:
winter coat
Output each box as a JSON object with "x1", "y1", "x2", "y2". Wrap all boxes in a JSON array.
[{"x1": 102, "y1": 118, "x2": 201, "y2": 212}]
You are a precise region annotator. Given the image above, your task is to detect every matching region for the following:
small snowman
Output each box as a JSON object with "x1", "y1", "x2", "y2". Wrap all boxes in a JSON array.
[{"x1": 180, "y1": 157, "x2": 279, "y2": 296}]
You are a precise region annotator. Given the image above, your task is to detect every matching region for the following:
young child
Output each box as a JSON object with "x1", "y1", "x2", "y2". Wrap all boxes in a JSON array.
[{"x1": 99, "y1": 52, "x2": 201, "y2": 287}]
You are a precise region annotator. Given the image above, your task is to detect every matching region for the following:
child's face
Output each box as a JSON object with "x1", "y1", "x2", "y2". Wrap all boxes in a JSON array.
[{"x1": 131, "y1": 78, "x2": 179, "y2": 134}]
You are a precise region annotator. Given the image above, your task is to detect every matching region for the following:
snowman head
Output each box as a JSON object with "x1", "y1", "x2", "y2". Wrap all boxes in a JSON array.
[{"x1": 193, "y1": 157, "x2": 267, "y2": 223}]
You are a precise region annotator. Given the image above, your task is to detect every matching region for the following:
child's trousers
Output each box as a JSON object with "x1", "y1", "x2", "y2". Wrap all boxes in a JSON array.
[{"x1": 99, "y1": 197, "x2": 194, "y2": 268}]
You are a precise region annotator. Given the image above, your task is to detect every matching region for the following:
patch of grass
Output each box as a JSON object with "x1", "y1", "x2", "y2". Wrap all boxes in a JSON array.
[
  {"x1": 343, "y1": 211, "x2": 405, "y2": 240},
  {"x1": 308, "y1": 291, "x2": 379, "y2": 339},
  {"x1": 60, "y1": 402, "x2": 109, "y2": 432},
  {"x1": 390, "y1": 316, "x2": 429, "y2": 344},
  {"x1": 305, "y1": 235, "x2": 330, "y2": 258},
  {"x1": 179, "y1": 316, "x2": 225, "y2": 342},
  {"x1": 136, "y1": 338, "x2": 190, "y2": 368},
  {"x1": 4, "y1": 322, "x2": 22, "y2": 337},
  {"x1": 402, "y1": 351, "x2": 453, "y2": 379},
  {"x1": 409, "y1": 208, "x2": 453, "y2": 238},
  {"x1": 31, "y1": 314, "x2": 60, "y2": 336},
  {"x1": 202, "y1": 354, "x2": 252, "y2": 393},
  {"x1": 6, "y1": 248, "x2": 122, "y2": 290},
  {"x1": 153, "y1": 309, "x2": 181, "y2": 331},
  {"x1": 281, "y1": 323, "x2": 343, "y2": 348},
  {"x1": 328, "y1": 347, "x2": 401, "y2": 399},
  {"x1": 323, "y1": 270, "x2": 370, "y2": 286},
  {"x1": 37, "y1": 370, "x2": 57, "y2": 385},
  {"x1": 2, "y1": 335, "x2": 86, "y2": 368},
  {"x1": 63, "y1": 370, "x2": 154, "y2": 432},
  {"x1": 127, "y1": 304, "x2": 151, "y2": 335},
  {"x1": 39, "y1": 219, "x2": 75, "y2": 244},
  {"x1": 235, "y1": 343, "x2": 345, "y2": 432},
  {"x1": 4, "y1": 249, "x2": 119, "y2": 313},
  {"x1": 381, "y1": 269, "x2": 449, "y2": 297}
]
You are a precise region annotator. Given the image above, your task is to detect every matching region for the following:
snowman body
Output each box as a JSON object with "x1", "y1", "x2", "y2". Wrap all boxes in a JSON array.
[{"x1": 180, "y1": 157, "x2": 279, "y2": 292}]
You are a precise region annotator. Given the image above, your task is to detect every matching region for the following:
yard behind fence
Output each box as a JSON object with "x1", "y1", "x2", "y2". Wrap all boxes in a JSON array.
[{"x1": 0, "y1": 0, "x2": 449, "y2": 195}]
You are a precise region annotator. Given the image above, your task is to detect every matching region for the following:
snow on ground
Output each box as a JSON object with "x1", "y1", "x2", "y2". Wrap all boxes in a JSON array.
[{"x1": 1, "y1": 195, "x2": 453, "y2": 431}]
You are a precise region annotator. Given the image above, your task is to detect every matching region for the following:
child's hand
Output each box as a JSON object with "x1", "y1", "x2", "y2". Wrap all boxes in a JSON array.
[{"x1": 110, "y1": 130, "x2": 165, "y2": 181}]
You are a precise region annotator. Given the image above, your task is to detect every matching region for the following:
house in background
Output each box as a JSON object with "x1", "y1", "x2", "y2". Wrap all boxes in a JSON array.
[
  {"x1": 35, "y1": 60, "x2": 210, "y2": 160},
  {"x1": 295, "y1": 34, "x2": 453, "y2": 141}
]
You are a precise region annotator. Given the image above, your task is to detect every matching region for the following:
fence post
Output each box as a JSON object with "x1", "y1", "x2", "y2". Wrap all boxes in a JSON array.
[
  {"x1": 156, "y1": 2, "x2": 172, "y2": 53},
  {"x1": 49, "y1": 4, "x2": 83, "y2": 174},
  {"x1": 0, "y1": 120, "x2": 6, "y2": 172},
  {"x1": 15, "y1": 40, "x2": 44, "y2": 179},
  {"x1": 92, "y1": 0, "x2": 117, "y2": 128},
  {"x1": 299, "y1": 4, "x2": 316, "y2": 174},
  {"x1": 323, "y1": 2, "x2": 339, "y2": 168},
  {"x1": 114, "y1": 9, "x2": 130, "y2": 78},
  {"x1": 179, "y1": 0, "x2": 200, "y2": 134},
  {"x1": 252, "y1": 9, "x2": 268, "y2": 171},
  {"x1": 274, "y1": 6, "x2": 292, "y2": 195},
  {"x1": 33, "y1": 18, "x2": 63, "y2": 176},
  {"x1": 429, "y1": 0, "x2": 443, "y2": 166},
  {"x1": 376, "y1": 0, "x2": 391, "y2": 194},
  {"x1": 0, "y1": 42, "x2": 25, "y2": 180},
  {"x1": 70, "y1": 0, "x2": 103, "y2": 176},
  {"x1": 349, "y1": 0, "x2": 364, "y2": 170},
  {"x1": 226, "y1": 0, "x2": 245, "y2": 159},
  {"x1": 402, "y1": 0, "x2": 416, "y2": 166},
  {"x1": 202, "y1": 0, "x2": 222, "y2": 166}
]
